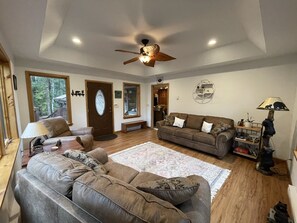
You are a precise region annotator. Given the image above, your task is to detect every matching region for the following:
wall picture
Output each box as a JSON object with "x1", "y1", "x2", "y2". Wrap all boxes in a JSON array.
[{"x1": 115, "y1": 90, "x2": 122, "y2": 99}]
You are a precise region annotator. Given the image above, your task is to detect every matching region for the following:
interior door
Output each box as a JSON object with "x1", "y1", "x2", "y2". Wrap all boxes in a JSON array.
[{"x1": 86, "y1": 81, "x2": 113, "y2": 137}]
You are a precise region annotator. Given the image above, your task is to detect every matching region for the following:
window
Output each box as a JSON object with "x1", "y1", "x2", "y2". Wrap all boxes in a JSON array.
[
  {"x1": 0, "y1": 61, "x2": 18, "y2": 158},
  {"x1": 25, "y1": 71, "x2": 72, "y2": 124},
  {"x1": 123, "y1": 83, "x2": 140, "y2": 119}
]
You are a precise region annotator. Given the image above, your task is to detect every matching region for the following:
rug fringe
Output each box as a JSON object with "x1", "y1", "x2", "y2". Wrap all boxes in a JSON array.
[{"x1": 210, "y1": 169, "x2": 231, "y2": 201}]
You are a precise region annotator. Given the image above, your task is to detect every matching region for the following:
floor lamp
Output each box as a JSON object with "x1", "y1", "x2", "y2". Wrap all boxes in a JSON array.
[
  {"x1": 256, "y1": 97, "x2": 289, "y2": 175},
  {"x1": 21, "y1": 122, "x2": 49, "y2": 157}
]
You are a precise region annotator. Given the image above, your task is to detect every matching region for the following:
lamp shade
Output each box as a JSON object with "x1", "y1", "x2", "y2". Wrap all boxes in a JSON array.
[
  {"x1": 21, "y1": 122, "x2": 49, "y2": 139},
  {"x1": 257, "y1": 97, "x2": 289, "y2": 111}
]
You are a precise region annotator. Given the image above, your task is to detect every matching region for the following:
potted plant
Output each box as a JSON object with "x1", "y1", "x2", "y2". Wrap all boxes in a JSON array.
[{"x1": 244, "y1": 113, "x2": 254, "y2": 128}]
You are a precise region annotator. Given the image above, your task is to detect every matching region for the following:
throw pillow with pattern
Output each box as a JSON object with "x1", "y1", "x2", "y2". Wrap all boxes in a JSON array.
[
  {"x1": 210, "y1": 122, "x2": 231, "y2": 137},
  {"x1": 64, "y1": 150, "x2": 107, "y2": 174},
  {"x1": 164, "y1": 115, "x2": 175, "y2": 126},
  {"x1": 136, "y1": 176, "x2": 199, "y2": 205}
]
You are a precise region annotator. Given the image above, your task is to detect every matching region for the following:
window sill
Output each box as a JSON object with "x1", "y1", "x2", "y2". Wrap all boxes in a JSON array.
[{"x1": 0, "y1": 138, "x2": 20, "y2": 208}]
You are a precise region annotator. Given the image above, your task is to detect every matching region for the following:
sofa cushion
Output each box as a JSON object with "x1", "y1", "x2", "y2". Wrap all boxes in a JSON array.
[
  {"x1": 136, "y1": 175, "x2": 200, "y2": 205},
  {"x1": 104, "y1": 161, "x2": 139, "y2": 183},
  {"x1": 174, "y1": 128, "x2": 197, "y2": 140},
  {"x1": 173, "y1": 117, "x2": 185, "y2": 128},
  {"x1": 210, "y1": 122, "x2": 232, "y2": 137},
  {"x1": 159, "y1": 125, "x2": 177, "y2": 135},
  {"x1": 87, "y1": 147, "x2": 108, "y2": 164},
  {"x1": 193, "y1": 132, "x2": 216, "y2": 145},
  {"x1": 73, "y1": 172, "x2": 191, "y2": 223},
  {"x1": 176, "y1": 113, "x2": 188, "y2": 123},
  {"x1": 205, "y1": 116, "x2": 234, "y2": 128},
  {"x1": 27, "y1": 153, "x2": 91, "y2": 197},
  {"x1": 63, "y1": 149, "x2": 107, "y2": 174},
  {"x1": 164, "y1": 115, "x2": 175, "y2": 126},
  {"x1": 130, "y1": 172, "x2": 165, "y2": 187},
  {"x1": 40, "y1": 116, "x2": 70, "y2": 138},
  {"x1": 201, "y1": 121, "x2": 213, "y2": 133},
  {"x1": 57, "y1": 130, "x2": 72, "y2": 137},
  {"x1": 186, "y1": 115, "x2": 204, "y2": 130}
]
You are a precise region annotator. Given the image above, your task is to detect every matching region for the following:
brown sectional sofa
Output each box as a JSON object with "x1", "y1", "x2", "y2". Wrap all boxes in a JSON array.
[
  {"x1": 15, "y1": 148, "x2": 211, "y2": 223},
  {"x1": 157, "y1": 112, "x2": 235, "y2": 158}
]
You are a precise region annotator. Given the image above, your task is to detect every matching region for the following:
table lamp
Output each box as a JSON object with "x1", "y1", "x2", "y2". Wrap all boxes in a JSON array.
[
  {"x1": 21, "y1": 122, "x2": 49, "y2": 157},
  {"x1": 256, "y1": 97, "x2": 289, "y2": 175}
]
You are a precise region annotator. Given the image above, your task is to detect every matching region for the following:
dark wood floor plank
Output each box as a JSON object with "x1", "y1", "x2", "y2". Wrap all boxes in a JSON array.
[{"x1": 93, "y1": 128, "x2": 291, "y2": 223}]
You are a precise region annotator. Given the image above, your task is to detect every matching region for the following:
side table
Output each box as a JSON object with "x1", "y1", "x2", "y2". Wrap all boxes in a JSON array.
[{"x1": 22, "y1": 140, "x2": 84, "y2": 167}]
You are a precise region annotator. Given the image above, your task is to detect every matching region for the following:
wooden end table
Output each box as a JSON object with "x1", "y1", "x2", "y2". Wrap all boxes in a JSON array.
[{"x1": 22, "y1": 140, "x2": 84, "y2": 167}]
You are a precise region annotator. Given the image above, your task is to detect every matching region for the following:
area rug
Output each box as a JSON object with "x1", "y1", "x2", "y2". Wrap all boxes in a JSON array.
[{"x1": 110, "y1": 141, "x2": 231, "y2": 201}]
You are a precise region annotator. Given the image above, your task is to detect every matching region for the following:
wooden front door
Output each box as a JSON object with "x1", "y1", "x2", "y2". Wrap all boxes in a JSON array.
[{"x1": 86, "y1": 81, "x2": 113, "y2": 137}]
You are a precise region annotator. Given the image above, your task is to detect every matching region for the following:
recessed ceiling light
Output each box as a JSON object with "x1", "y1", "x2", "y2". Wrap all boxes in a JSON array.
[
  {"x1": 72, "y1": 37, "x2": 81, "y2": 45},
  {"x1": 208, "y1": 38, "x2": 217, "y2": 46}
]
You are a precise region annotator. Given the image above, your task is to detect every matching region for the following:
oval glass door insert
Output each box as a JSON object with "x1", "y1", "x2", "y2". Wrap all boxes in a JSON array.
[{"x1": 95, "y1": 90, "x2": 105, "y2": 116}]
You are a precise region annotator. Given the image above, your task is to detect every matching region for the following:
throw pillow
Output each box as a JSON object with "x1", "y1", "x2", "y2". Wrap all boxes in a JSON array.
[
  {"x1": 136, "y1": 176, "x2": 200, "y2": 205},
  {"x1": 201, "y1": 121, "x2": 213, "y2": 133},
  {"x1": 164, "y1": 115, "x2": 175, "y2": 126},
  {"x1": 64, "y1": 150, "x2": 107, "y2": 174},
  {"x1": 211, "y1": 122, "x2": 231, "y2": 137},
  {"x1": 173, "y1": 117, "x2": 185, "y2": 128}
]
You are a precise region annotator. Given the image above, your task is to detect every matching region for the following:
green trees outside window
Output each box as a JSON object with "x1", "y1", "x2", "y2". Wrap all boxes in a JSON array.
[{"x1": 26, "y1": 71, "x2": 72, "y2": 124}]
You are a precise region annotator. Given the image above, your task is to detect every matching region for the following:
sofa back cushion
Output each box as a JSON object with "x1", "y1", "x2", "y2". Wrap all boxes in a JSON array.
[
  {"x1": 27, "y1": 153, "x2": 91, "y2": 197},
  {"x1": 73, "y1": 172, "x2": 191, "y2": 223},
  {"x1": 204, "y1": 116, "x2": 234, "y2": 128},
  {"x1": 170, "y1": 112, "x2": 188, "y2": 120},
  {"x1": 40, "y1": 116, "x2": 70, "y2": 138},
  {"x1": 186, "y1": 114, "x2": 204, "y2": 129}
]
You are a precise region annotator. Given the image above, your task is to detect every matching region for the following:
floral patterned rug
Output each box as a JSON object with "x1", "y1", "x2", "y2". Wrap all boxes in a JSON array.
[{"x1": 110, "y1": 141, "x2": 231, "y2": 201}]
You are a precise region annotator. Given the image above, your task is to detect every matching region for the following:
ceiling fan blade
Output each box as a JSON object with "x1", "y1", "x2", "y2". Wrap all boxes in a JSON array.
[
  {"x1": 115, "y1": 49, "x2": 140, "y2": 55},
  {"x1": 143, "y1": 59, "x2": 155, "y2": 67},
  {"x1": 155, "y1": 52, "x2": 176, "y2": 61},
  {"x1": 123, "y1": 57, "x2": 139, "y2": 65}
]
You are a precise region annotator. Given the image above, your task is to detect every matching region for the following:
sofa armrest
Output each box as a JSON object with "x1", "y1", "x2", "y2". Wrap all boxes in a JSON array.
[
  {"x1": 71, "y1": 127, "x2": 94, "y2": 136},
  {"x1": 87, "y1": 148, "x2": 108, "y2": 164},
  {"x1": 156, "y1": 120, "x2": 166, "y2": 128},
  {"x1": 217, "y1": 129, "x2": 235, "y2": 142},
  {"x1": 215, "y1": 128, "x2": 236, "y2": 158},
  {"x1": 177, "y1": 175, "x2": 210, "y2": 223}
]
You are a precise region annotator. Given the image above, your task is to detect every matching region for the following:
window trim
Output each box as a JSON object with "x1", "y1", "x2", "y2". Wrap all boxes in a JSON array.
[
  {"x1": 123, "y1": 82, "x2": 141, "y2": 119},
  {"x1": 25, "y1": 71, "x2": 72, "y2": 125}
]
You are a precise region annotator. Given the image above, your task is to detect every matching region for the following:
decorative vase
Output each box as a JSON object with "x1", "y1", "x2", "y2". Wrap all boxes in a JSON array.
[{"x1": 244, "y1": 122, "x2": 252, "y2": 128}]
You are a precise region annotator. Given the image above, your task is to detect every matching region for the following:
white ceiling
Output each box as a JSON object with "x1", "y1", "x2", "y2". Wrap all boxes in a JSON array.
[{"x1": 0, "y1": 0, "x2": 297, "y2": 79}]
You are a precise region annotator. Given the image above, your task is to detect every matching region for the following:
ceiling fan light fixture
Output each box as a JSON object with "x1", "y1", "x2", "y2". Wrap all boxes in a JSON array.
[
  {"x1": 72, "y1": 37, "x2": 82, "y2": 45},
  {"x1": 139, "y1": 55, "x2": 150, "y2": 63},
  {"x1": 208, "y1": 38, "x2": 217, "y2": 46}
]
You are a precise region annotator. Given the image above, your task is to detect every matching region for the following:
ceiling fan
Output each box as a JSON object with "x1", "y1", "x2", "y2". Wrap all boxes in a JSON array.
[{"x1": 115, "y1": 39, "x2": 176, "y2": 67}]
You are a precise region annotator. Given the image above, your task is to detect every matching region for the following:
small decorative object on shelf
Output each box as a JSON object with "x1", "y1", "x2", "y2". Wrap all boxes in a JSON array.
[
  {"x1": 243, "y1": 112, "x2": 254, "y2": 128},
  {"x1": 233, "y1": 122, "x2": 263, "y2": 159}
]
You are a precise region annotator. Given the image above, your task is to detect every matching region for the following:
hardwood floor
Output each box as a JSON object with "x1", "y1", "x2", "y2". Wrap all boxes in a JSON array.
[{"x1": 93, "y1": 128, "x2": 291, "y2": 223}]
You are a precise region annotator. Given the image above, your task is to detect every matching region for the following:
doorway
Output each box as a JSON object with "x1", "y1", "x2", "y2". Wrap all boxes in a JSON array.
[
  {"x1": 86, "y1": 80, "x2": 114, "y2": 138},
  {"x1": 151, "y1": 83, "x2": 169, "y2": 128}
]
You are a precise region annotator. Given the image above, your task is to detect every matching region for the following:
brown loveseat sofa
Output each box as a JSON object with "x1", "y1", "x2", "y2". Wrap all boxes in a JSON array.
[
  {"x1": 39, "y1": 116, "x2": 94, "y2": 151},
  {"x1": 15, "y1": 148, "x2": 210, "y2": 223},
  {"x1": 157, "y1": 112, "x2": 235, "y2": 158}
]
